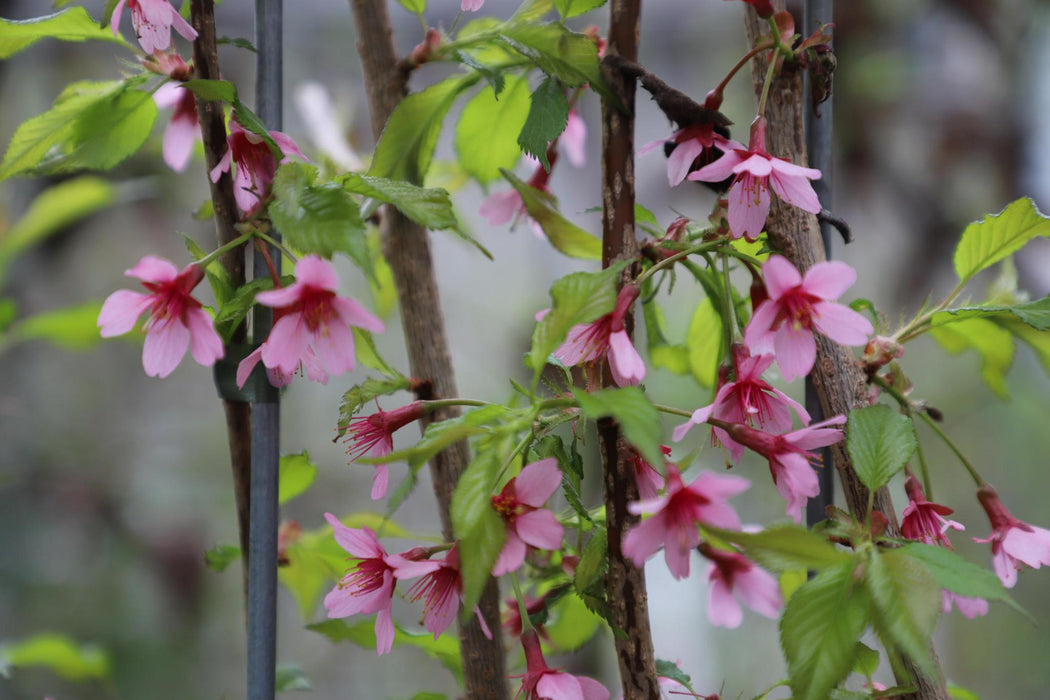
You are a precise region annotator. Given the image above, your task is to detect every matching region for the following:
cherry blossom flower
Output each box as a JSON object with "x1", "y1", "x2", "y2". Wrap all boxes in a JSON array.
[
  {"x1": 514, "y1": 630, "x2": 610, "y2": 700},
  {"x1": 553, "y1": 284, "x2": 645, "y2": 387},
  {"x1": 719, "y1": 416, "x2": 846, "y2": 523},
  {"x1": 743, "y1": 255, "x2": 873, "y2": 382},
  {"x1": 98, "y1": 256, "x2": 223, "y2": 378},
  {"x1": 942, "y1": 591, "x2": 989, "y2": 619},
  {"x1": 388, "y1": 545, "x2": 492, "y2": 641},
  {"x1": 727, "y1": 0, "x2": 775, "y2": 18},
  {"x1": 322, "y1": 514, "x2": 398, "y2": 655},
  {"x1": 562, "y1": 110, "x2": 587, "y2": 168},
  {"x1": 209, "y1": 117, "x2": 306, "y2": 214},
  {"x1": 900, "y1": 476, "x2": 965, "y2": 548},
  {"x1": 622, "y1": 465, "x2": 748, "y2": 579},
  {"x1": 700, "y1": 544, "x2": 783, "y2": 628},
  {"x1": 110, "y1": 0, "x2": 197, "y2": 54},
  {"x1": 235, "y1": 330, "x2": 329, "y2": 390},
  {"x1": 973, "y1": 484, "x2": 1050, "y2": 588},
  {"x1": 480, "y1": 155, "x2": 551, "y2": 237},
  {"x1": 503, "y1": 595, "x2": 548, "y2": 639},
  {"x1": 153, "y1": 82, "x2": 199, "y2": 172},
  {"x1": 342, "y1": 401, "x2": 427, "y2": 500},
  {"x1": 627, "y1": 445, "x2": 669, "y2": 500},
  {"x1": 688, "y1": 117, "x2": 821, "y2": 241},
  {"x1": 640, "y1": 123, "x2": 739, "y2": 187},
  {"x1": 491, "y1": 458, "x2": 565, "y2": 576},
  {"x1": 673, "y1": 344, "x2": 810, "y2": 461},
  {"x1": 462, "y1": 0, "x2": 485, "y2": 11},
  {"x1": 238, "y1": 255, "x2": 384, "y2": 387}
]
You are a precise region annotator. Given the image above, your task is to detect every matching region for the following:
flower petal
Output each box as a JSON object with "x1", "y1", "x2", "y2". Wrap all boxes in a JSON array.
[
  {"x1": 492, "y1": 530, "x2": 527, "y2": 576},
  {"x1": 98, "y1": 290, "x2": 150, "y2": 337},
  {"x1": 773, "y1": 324, "x2": 816, "y2": 382},
  {"x1": 185, "y1": 308, "x2": 224, "y2": 366},
  {"x1": 761, "y1": 255, "x2": 803, "y2": 300},
  {"x1": 142, "y1": 320, "x2": 190, "y2": 378},
  {"x1": 515, "y1": 509, "x2": 564, "y2": 551},
  {"x1": 125, "y1": 255, "x2": 179, "y2": 283},
  {"x1": 812, "y1": 302, "x2": 874, "y2": 346},
  {"x1": 608, "y1": 329, "x2": 646, "y2": 386},
  {"x1": 515, "y1": 458, "x2": 562, "y2": 507}
]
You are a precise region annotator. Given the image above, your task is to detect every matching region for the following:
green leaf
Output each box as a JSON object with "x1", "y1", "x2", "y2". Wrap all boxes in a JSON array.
[
  {"x1": 554, "y1": 0, "x2": 607, "y2": 18},
  {"x1": 931, "y1": 296, "x2": 1050, "y2": 332},
  {"x1": 203, "y1": 544, "x2": 241, "y2": 572},
  {"x1": 851, "y1": 642, "x2": 880, "y2": 677},
  {"x1": 686, "y1": 297, "x2": 723, "y2": 387},
  {"x1": 337, "y1": 376, "x2": 412, "y2": 435},
  {"x1": 500, "y1": 168, "x2": 601, "y2": 259},
  {"x1": 780, "y1": 562, "x2": 871, "y2": 700},
  {"x1": 212, "y1": 277, "x2": 280, "y2": 342},
  {"x1": 369, "y1": 74, "x2": 480, "y2": 185},
  {"x1": 709, "y1": 525, "x2": 852, "y2": 573},
  {"x1": 396, "y1": 0, "x2": 426, "y2": 14},
  {"x1": 377, "y1": 404, "x2": 515, "y2": 470},
  {"x1": 953, "y1": 198, "x2": 1050, "y2": 284},
  {"x1": 0, "y1": 79, "x2": 157, "y2": 180},
  {"x1": 573, "y1": 527, "x2": 608, "y2": 593},
  {"x1": 353, "y1": 327, "x2": 398, "y2": 376},
  {"x1": 180, "y1": 78, "x2": 238, "y2": 103},
  {"x1": 845, "y1": 404, "x2": 917, "y2": 492},
  {"x1": 0, "y1": 298, "x2": 16, "y2": 332},
  {"x1": 864, "y1": 548, "x2": 939, "y2": 679},
  {"x1": 342, "y1": 173, "x2": 458, "y2": 230},
  {"x1": 456, "y1": 75, "x2": 531, "y2": 183},
  {"x1": 13, "y1": 301, "x2": 103, "y2": 350},
  {"x1": 654, "y1": 659, "x2": 693, "y2": 690},
  {"x1": 216, "y1": 36, "x2": 257, "y2": 52},
  {"x1": 574, "y1": 386, "x2": 663, "y2": 466},
  {"x1": 517, "y1": 77, "x2": 568, "y2": 171},
  {"x1": 0, "y1": 7, "x2": 128, "y2": 58},
  {"x1": 275, "y1": 664, "x2": 312, "y2": 691},
  {"x1": 231, "y1": 98, "x2": 279, "y2": 151},
  {"x1": 899, "y1": 542, "x2": 1023, "y2": 614},
  {"x1": 948, "y1": 683, "x2": 983, "y2": 700},
  {"x1": 511, "y1": 0, "x2": 555, "y2": 21},
  {"x1": 279, "y1": 452, "x2": 318, "y2": 505},
  {"x1": 268, "y1": 163, "x2": 369, "y2": 267},
  {"x1": 930, "y1": 317, "x2": 1014, "y2": 398},
  {"x1": 543, "y1": 592, "x2": 601, "y2": 651},
  {"x1": 497, "y1": 22, "x2": 613, "y2": 101},
  {"x1": 0, "y1": 633, "x2": 111, "y2": 681},
  {"x1": 454, "y1": 51, "x2": 506, "y2": 96},
  {"x1": 529, "y1": 262, "x2": 625, "y2": 376},
  {"x1": 451, "y1": 449, "x2": 507, "y2": 613}
]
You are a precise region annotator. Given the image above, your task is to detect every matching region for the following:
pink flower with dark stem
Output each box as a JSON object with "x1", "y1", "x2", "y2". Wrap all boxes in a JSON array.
[
  {"x1": 389, "y1": 544, "x2": 492, "y2": 640},
  {"x1": 553, "y1": 284, "x2": 646, "y2": 387},
  {"x1": 688, "y1": 117, "x2": 821, "y2": 241},
  {"x1": 238, "y1": 255, "x2": 384, "y2": 387},
  {"x1": 514, "y1": 630, "x2": 610, "y2": 700},
  {"x1": 341, "y1": 401, "x2": 428, "y2": 500},
  {"x1": 153, "y1": 82, "x2": 200, "y2": 172},
  {"x1": 627, "y1": 445, "x2": 669, "y2": 500},
  {"x1": 639, "y1": 123, "x2": 738, "y2": 187},
  {"x1": 491, "y1": 458, "x2": 565, "y2": 576},
  {"x1": 562, "y1": 110, "x2": 587, "y2": 168},
  {"x1": 973, "y1": 484, "x2": 1050, "y2": 588},
  {"x1": 743, "y1": 255, "x2": 873, "y2": 382},
  {"x1": 718, "y1": 416, "x2": 846, "y2": 523},
  {"x1": 622, "y1": 465, "x2": 749, "y2": 579},
  {"x1": 900, "y1": 476, "x2": 965, "y2": 547},
  {"x1": 700, "y1": 543, "x2": 783, "y2": 628},
  {"x1": 98, "y1": 256, "x2": 224, "y2": 378},
  {"x1": 322, "y1": 513, "x2": 398, "y2": 655},
  {"x1": 110, "y1": 0, "x2": 197, "y2": 54},
  {"x1": 673, "y1": 344, "x2": 810, "y2": 461},
  {"x1": 209, "y1": 117, "x2": 306, "y2": 214}
]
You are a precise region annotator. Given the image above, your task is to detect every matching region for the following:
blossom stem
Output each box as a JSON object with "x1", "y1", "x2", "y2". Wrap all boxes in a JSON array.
[
  {"x1": 420, "y1": 398, "x2": 492, "y2": 412},
  {"x1": 509, "y1": 571, "x2": 534, "y2": 634},
  {"x1": 892, "y1": 279, "x2": 969, "y2": 344},
  {"x1": 915, "y1": 410, "x2": 986, "y2": 488},
  {"x1": 721, "y1": 253, "x2": 742, "y2": 340},
  {"x1": 652, "y1": 403, "x2": 694, "y2": 418},
  {"x1": 756, "y1": 46, "x2": 779, "y2": 119},
  {"x1": 709, "y1": 39, "x2": 775, "y2": 105},
  {"x1": 195, "y1": 230, "x2": 254, "y2": 268},
  {"x1": 254, "y1": 238, "x2": 281, "y2": 287},
  {"x1": 913, "y1": 434, "x2": 934, "y2": 501},
  {"x1": 634, "y1": 240, "x2": 725, "y2": 286},
  {"x1": 254, "y1": 230, "x2": 298, "y2": 264}
]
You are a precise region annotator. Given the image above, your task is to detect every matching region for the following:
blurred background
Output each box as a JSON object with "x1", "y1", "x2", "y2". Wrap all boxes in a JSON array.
[{"x1": 1, "y1": 0, "x2": 1049, "y2": 697}]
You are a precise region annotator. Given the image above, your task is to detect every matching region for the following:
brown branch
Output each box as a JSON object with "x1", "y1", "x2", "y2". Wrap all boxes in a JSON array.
[
  {"x1": 191, "y1": 0, "x2": 251, "y2": 599},
  {"x1": 347, "y1": 2, "x2": 507, "y2": 698},
  {"x1": 603, "y1": 54, "x2": 731, "y2": 131},
  {"x1": 743, "y1": 5, "x2": 948, "y2": 698},
  {"x1": 600, "y1": 3, "x2": 659, "y2": 699}
]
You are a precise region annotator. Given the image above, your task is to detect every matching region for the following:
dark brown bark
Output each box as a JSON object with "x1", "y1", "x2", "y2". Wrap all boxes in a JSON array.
[
  {"x1": 191, "y1": 0, "x2": 251, "y2": 598},
  {"x1": 600, "y1": 2, "x2": 660, "y2": 699},
  {"x1": 347, "y1": 2, "x2": 507, "y2": 698},
  {"x1": 743, "y1": 6, "x2": 948, "y2": 698}
]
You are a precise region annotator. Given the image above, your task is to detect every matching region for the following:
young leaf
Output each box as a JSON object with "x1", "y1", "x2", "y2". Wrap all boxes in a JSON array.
[
  {"x1": 279, "y1": 452, "x2": 318, "y2": 505},
  {"x1": 931, "y1": 296, "x2": 1050, "y2": 332},
  {"x1": 451, "y1": 449, "x2": 507, "y2": 613},
  {"x1": 180, "y1": 78, "x2": 238, "y2": 103},
  {"x1": 573, "y1": 386, "x2": 663, "y2": 466},
  {"x1": 543, "y1": 592, "x2": 602, "y2": 651},
  {"x1": 930, "y1": 317, "x2": 1014, "y2": 398},
  {"x1": 0, "y1": 633, "x2": 111, "y2": 681},
  {"x1": 499, "y1": 168, "x2": 601, "y2": 259},
  {"x1": 851, "y1": 641, "x2": 880, "y2": 678},
  {"x1": 456, "y1": 75, "x2": 530, "y2": 183},
  {"x1": 13, "y1": 301, "x2": 104, "y2": 351},
  {"x1": 899, "y1": 542, "x2": 1023, "y2": 613},
  {"x1": 686, "y1": 297, "x2": 722, "y2": 387},
  {"x1": 204, "y1": 544, "x2": 242, "y2": 572},
  {"x1": 953, "y1": 198, "x2": 1050, "y2": 285},
  {"x1": 0, "y1": 7, "x2": 128, "y2": 59},
  {"x1": 342, "y1": 173, "x2": 458, "y2": 231},
  {"x1": 863, "y1": 548, "x2": 940, "y2": 679},
  {"x1": 708, "y1": 524, "x2": 852, "y2": 573},
  {"x1": 845, "y1": 404, "x2": 917, "y2": 492},
  {"x1": 497, "y1": 22, "x2": 613, "y2": 101},
  {"x1": 573, "y1": 526, "x2": 608, "y2": 593},
  {"x1": 212, "y1": 277, "x2": 280, "y2": 342},
  {"x1": 275, "y1": 664, "x2": 312, "y2": 691},
  {"x1": 396, "y1": 0, "x2": 426, "y2": 14},
  {"x1": 554, "y1": 0, "x2": 607, "y2": 19},
  {"x1": 517, "y1": 77, "x2": 568, "y2": 171}
]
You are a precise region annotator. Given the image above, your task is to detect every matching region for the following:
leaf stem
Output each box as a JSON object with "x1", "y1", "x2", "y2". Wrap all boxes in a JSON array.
[
  {"x1": 195, "y1": 231, "x2": 254, "y2": 268},
  {"x1": 420, "y1": 398, "x2": 492, "y2": 411},
  {"x1": 651, "y1": 403, "x2": 693, "y2": 418},
  {"x1": 634, "y1": 240, "x2": 724, "y2": 286},
  {"x1": 509, "y1": 571, "x2": 534, "y2": 633},
  {"x1": 915, "y1": 411, "x2": 986, "y2": 488},
  {"x1": 708, "y1": 39, "x2": 775, "y2": 104},
  {"x1": 254, "y1": 229, "x2": 298, "y2": 263}
]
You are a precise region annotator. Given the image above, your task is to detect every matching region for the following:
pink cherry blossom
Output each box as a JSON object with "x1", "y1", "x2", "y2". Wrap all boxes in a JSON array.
[
  {"x1": 238, "y1": 255, "x2": 384, "y2": 387},
  {"x1": 153, "y1": 82, "x2": 199, "y2": 172},
  {"x1": 639, "y1": 123, "x2": 738, "y2": 187},
  {"x1": 236, "y1": 333, "x2": 329, "y2": 390},
  {"x1": 743, "y1": 255, "x2": 873, "y2": 382},
  {"x1": 552, "y1": 284, "x2": 645, "y2": 387},
  {"x1": 98, "y1": 255, "x2": 223, "y2": 378},
  {"x1": 688, "y1": 117, "x2": 821, "y2": 241},
  {"x1": 342, "y1": 401, "x2": 427, "y2": 500},
  {"x1": 973, "y1": 484, "x2": 1050, "y2": 588},
  {"x1": 562, "y1": 110, "x2": 587, "y2": 168},
  {"x1": 209, "y1": 117, "x2": 306, "y2": 214},
  {"x1": 622, "y1": 465, "x2": 749, "y2": 579},
  {"x1": 389, "y1": 545, "x2": 493, "y2": 640},
  {"x1": 900, "y1": 476, "x2": 965, "y2": 547},
  {"x1": 700, "y1": 544, "x2": 783, "y2": 628},
  {"x1": 718, "y1": 416, "x2": 845, "y2": 523},
  {"x1": 111, "y1": 0, "x2": 197, "y2": 54},
  {"x1": 673, "y1": 344, "x2": 810, "y2": 461},
  {"x1": 322, "y1": 514, "x2": 398, "y2": 655},
  {"x1": 491, "y1": 458, "x2": 565, "y2": 576},
  {"x1": 462, "y1": 0, "x2": 485, "y2": 11},
  {"x1": 627, "y1": 445, "x2": 669, "y2": 500},
  {"x1": 514, "y1": 630, "x2": 609, "y2": 700}
]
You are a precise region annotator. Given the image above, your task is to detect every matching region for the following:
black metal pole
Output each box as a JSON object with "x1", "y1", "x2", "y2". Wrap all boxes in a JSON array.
[
  {"x1": 248, "y1": 0, "x2": 282, "y2": 697},
  {"x1": 803, "y1": 0, "x2": 836, "y2": 528}
]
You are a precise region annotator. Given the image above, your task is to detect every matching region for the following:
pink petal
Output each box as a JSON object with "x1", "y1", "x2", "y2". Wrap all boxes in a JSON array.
[
  {"x1": 210, "y1": 147, "x2": 232, "y2": 183},
  {"x1": 271, "y1": 130, "x2": 306, "y2": 163},
  {"x1": 260, "y1": 313, "x2": 311, "y2": 374},
  {"x1": 375, "y1": 605, "x2": 395, "y2": 655},
  {"x1": 761, "y1": 255, "x2": 803, "y2": 300},
  {"x1": 992, "y1": 544, "x2": 1018, "y2": 588},
  {"x1": 802, "y1": 260, "x2": 857, "y2": 300},
  {"x1": 185, "y1": 307, "x2": 224, "y2": 366},
  {"x1": 126, "y1": 255, "x2": 179, "y2": 283},
  {"x1": 578, "y1": 676, "x2": 611, "y2": 700},
  {"x1": 153, "y1": 82, "x2": 184, "y2": 110},
  {"x1": 323, "y1": 513, "x2": 383, "y2": 558},
  {"x1": 707, "y1": 573, "x2": 744, "y2": 628},
  {"x1": 389, "y1": 558, "x2": 443, "y2": 579},
  {"x1": 608, "y1": 330, "x2": 646, "y2": 386},
  {"x1": 371, "y1": 463, "x2": 389, "y2": 500},
  {"x1": 663, "y1": 525, "x2": 697, "y2": 580},
  {"x1": 492, "y1": 530, "x2": 527, "y2": 576},
  {"x1": 311, "y1": 318, "x2": 357, "y2": 376},
  {"x1": 811, "y1": 302, "x2": 873, "y2": 346},
  {"x1": 110, "y1": 0, "x2": 128, "y2": 37},
  {"x1": 98, "y1": 290, "x2": 150, "y2": 337},
  {"x1": 167, "y1": 3, "x2": 198, "y2": 42},
  {"x1": 332, "y1": 296, "x2": 386, "y2": 333},
  {"x1": 769, "y1": 164, "x2": 821, "y2": 213},
  {"x1": 254, "y1": 282, "x2": 305, "y2": 308},
  {"x1": 769, "y1": 387, "x2": 811, "y2": 427},
  {"x1": 636, "y1": 136, "x2": 669, "y2": 157},
  {"x1": 553, "y1": 321, "x2": 606, "y2": 366},
  {"x1": 743, "y1": 300, "x2": 779, "y2": 355},
  {"x1": 626, "y1": 493, "x2": 671, "y2": 517},
  {"x1": 733, "y1": 152, "x2": 773, "y2": 177},
  {"x1": 142, "y1": 320, "x2": 190, "y2": 378},
  {"x1": 785, "y1": 416, "x2": 847, "y2": 450},
  {"x1": 622, "y1": 515, "x2": 667, "y2": 568},
  {"x1": 294, "y1": 254, "x2": 340, "y2": 290},
  {"x1": 735, "y1": 567, "x2": 783, "y2": 618},
  {"x1": 727, "y1": 175, "x2": 770, "y2": 241},
  {"x1": 773, "y1": 453, "x2": 819, "y2": 523},
  {"x1": 690, "y1": 471, "x2": 751, "y2": 501},
  {"x1": 666, "y1": 138, "x2": 703, "y2": 187},
  {"x1": 768, "y1": 156, "x2": 822, "y2": 180},
  {"x1": 479, "y1": 190, "x2": 522, "y2": 226},
  {"x1": 1002, "y1": 527, "x2": 1050, "y2": 568},
  {"x1": 162, "y1": 110, "x2": 199, "y2": 173},
  {"x1": 236, "y1": 347, "x2": 264, "y2": 388},
  {"x1": 562, "y1": 110, "x2": 587, "y2": 168},
  {"x1": 773, "y1": 324, "x2": 816, "y2": 382},
  {"x1": 514, "y1": 509, "x2": 564, "y2": 551},
  {"x1": 537, "y1": 672, "x2": 585, "y2": 700},
  {"x1": 688, "y1": 149, "x2": 746, "y2": 185},
  {"x1": 515, "y1": 458, "x2": 562, "y2": 507}
]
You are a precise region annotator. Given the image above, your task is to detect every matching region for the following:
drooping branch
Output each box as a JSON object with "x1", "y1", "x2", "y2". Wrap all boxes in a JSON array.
[
  {"x1": 600, "y1": 3, "x2": 660, "y2": 699},
  {"x1": 743, "y1": 6, "x2": 948, "y2": 698},
  {"x1": 347, "y1": 2, "x2": 508, "y2": 698}
]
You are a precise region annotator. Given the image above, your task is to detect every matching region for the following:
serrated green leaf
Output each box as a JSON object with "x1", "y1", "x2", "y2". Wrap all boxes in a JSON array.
[
  {"x1": 574, "y1": 527, "x2": 607, "y2": 592},
  {"x1": 499, "y1": 169, "x2": 601, "y2": 259},
  {"x1": 899, "y1": 543, "x2": 1023, "y2": 614},
  {"x1": 0, "y1": 633, "x2": 111, "y2": 681},
  {"x1": 279, "y1": 452, "x2": 318, "y2": 505},
  {"x1": 845, "y1": 404, "x2": 917, "y2": 492},
  {"x1": 554, "y1": 0, "x2": 607, "y2": 18},
  {"x1": 396, "y1": 0, "x2": 426, "y2": 14},
  {"x1": 1000, "y1": 317, "x2": 1050, "y2": 377},
  {"x1": 953, "y1": 198, "x2": 1050, "y2": 284},
  {"x1": 518, "y1": 77, "x2": 568, "y2": 171},
  {"x1": 864, "y1": 548, "x2": 939, "y2": 679},
  {"x1": 180, "y1": 78, "x2": 237, "y2": 103},
  {"x1": 369, "y1": 74, "x2": 480, "y2": 185},
  {"x1": 634, "y1": 203, "x2": 660, "y2": 230},
  {"x1": 497, "y1": 22, "x2": 613, "y2": 101},
  {"x1": 654, "y1": 659, "x2": 693, "y2": 690},
  {"x1": 204, "y1": 544, "x2": 241, "y2": 572},
  {"x1": 216, "y1": 35, "x2": 257, "y2": 52},
  {"x1": 352, "y1": 327, "x2": 398, "y2": 376},
  {"x1": 454, "y1": 51, "x2": 506, "y2": 96},
  {"x1": 573, "y1": 386, "x2": 663, "y2": 466},
  {"x1": 544, "y1": 592, "x2": 601, "y2": 651},
  {"x1": 930, "y1": 317, "x2": 1014, "y2": 398},
  {"x1": 343, "y1": 173, "x2": 458, "y2": 230},
  {"x1": 0, "y1": 79, "x2": 157, "y2": 180},
  {"x1": 780, "y1": 562, "x2": 871, "y2": 700},
  {"x1": 337, "y1": 376, "x2": 412, "y2": 435},
  {"x1": 212, "y1": 276, "x2": 279, "y2": 342},
  {"x1": 451, "y1": 450, "x2": 507, "y2": 613},
  {"x1": 686, "y1": 297, "x2": 722, "y2": 387},
  {"x1": 0, "y1": 7, "x2": 129, "y2": 58},
  {"x1": 931, "y1": 296, "x2": 1050, "y2": 332},
  {"x1": 456, "y1": 75, "x2": 530, "y2": 183},
  {"x1": 13, "y1": 300, "x2": 103, "y2": 350},
  {"x1": 511, "y1": 0, "x2": 555, "y2": 21},
  {"x1": 709, "y1": 525, "x2": 852, "y2": 573},
  {"x1": 275, "y1": 664, "x2": 312, "y2": 691}
]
